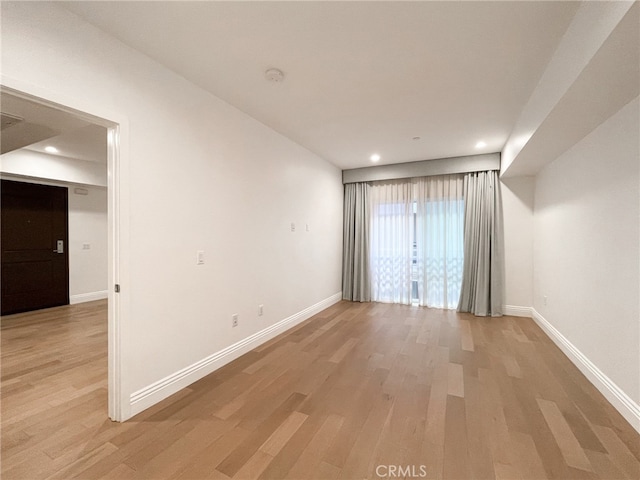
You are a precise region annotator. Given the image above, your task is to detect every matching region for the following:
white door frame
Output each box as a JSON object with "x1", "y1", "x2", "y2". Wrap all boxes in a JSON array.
[{"x1": 0, "y1": 81, "x2": 128, "y2": 421}]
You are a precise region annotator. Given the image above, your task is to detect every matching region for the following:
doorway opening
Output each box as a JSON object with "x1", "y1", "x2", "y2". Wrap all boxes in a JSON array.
[{"x1": 0, "y1": 86, "x2": 121, "y2": 420}]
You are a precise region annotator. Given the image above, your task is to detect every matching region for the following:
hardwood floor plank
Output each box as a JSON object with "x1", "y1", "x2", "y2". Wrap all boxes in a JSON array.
[
  {"x1": 419, "y1": 360, "x2": 448, "y2": 480},
  {"x1": 231, "y1": 450, "x2": 273, "y2": 480},
  {"x1": 502, "y1": 354, "x2": 522, "y2": 378},
  {"x1": 478, "y1": 367, "x2": 517, "y2": 473},
  {"x1": 443, "y1": 395, "x2": 470, "y2": 479},
  {"x1": 490, "y1": 359, "x2": 529, "y2": 435},
  {"x1": 285, "y1": 414, "x2": 344, "y2": 479},
  {"x1": 134, "y1": 418, "x2": 234, "y2": 479},
  {"x1": 216, "y1": 392, "x2": 306, "y2": 478},
  {"x1": 234, "y1": 374, "x2": 302, "y2": 431},
  {"x1": 446, "y1": 362, "x2": 464, "y2": 398},
  {"x1": 459, "y1": 318, "x2": 475, "y2": 352},
  {"x1": 101, "y1": 462, "x2": 137, "y2": 479},
  {"x1": 259, "y1": 411, "x2": 308, "y2": 456},
  {"x1": 510, "y1": 430, "x2": 549, "y2": 480},
  {"x1": 322, "y1": 372, "x2": 384, "y2": 469},
  {"x1": 339, "y1": 390, "x2": 395, "y2": 479},
  {"x1": 258, "y1": 412, "x2": 326, "y2": 480},
  {"x1": 425, "y1": 362, "x2": 448, "y2": 447},
  {"x1": 173, "y1": 425, "x2": 250, "y2": 480},
  {"x1": 464, "y1": 374, "x2": 496, "y2": 479},
  {"x1": 591, "y1": 424, "x2": 640, "y2": 479},
  {"x1": 584, "y1": 448, "x2": 627, "y2": 480},
  {"x1": 511, "y1": 376, "x2": 573, "y2": 479},
  {"x1": 45, "y1": 442, "x2": 119, "y2": 480},
  {"x1": 537, "y1": 398, "x2": 593, "y2": 472},
  {"x1": 494, "y1": 461, "x2": 522, "y2": 480},
  {"x1": 315, "y1": 461, "x2": 341, "y2": 480},
  {"x1": 562, "y1": 407, "x2": 607, "y2": 454},
  {"x1": 2, "y1": 300, "x2": 638, "y2": 480},
  {"x1": 3, "y1": 450, "x2": 55, "y2": 480},
  {"x1": 328, "y1": 338, "x2": 358, "y2": 364},
  {"x1": 243, "y1": 342, "x2": 296, "y2": 375},
  {"x1": 121, "y1": 418, "x2": 202, "y2": 472}
]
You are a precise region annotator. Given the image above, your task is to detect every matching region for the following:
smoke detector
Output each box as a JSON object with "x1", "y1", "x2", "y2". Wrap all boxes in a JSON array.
[{"x1": 265, "y1": 68, "x2": 285, "y2": 83}]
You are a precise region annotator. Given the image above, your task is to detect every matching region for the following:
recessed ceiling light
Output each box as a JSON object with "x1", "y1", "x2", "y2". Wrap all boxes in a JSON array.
[
  {"x1": 475, "y1": 141, "x2": 487, "y2": 149},
  {"x1": 370, "y1": 153, "x2": 381, "y2": 162},
  {"x1": 44, "y1": 146, "x2": 59, "y2": 154}
]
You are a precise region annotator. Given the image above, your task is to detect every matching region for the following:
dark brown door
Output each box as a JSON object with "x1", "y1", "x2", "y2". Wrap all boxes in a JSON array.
[{"x1": 1, "y1": 180, "x2": 69, "y2": 315}]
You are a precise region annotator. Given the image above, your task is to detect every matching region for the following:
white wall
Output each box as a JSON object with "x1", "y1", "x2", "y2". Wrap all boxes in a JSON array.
[
  {"x1": 533, "y1": 96, "x2": 639, "y2": 410},
  {"x1": 1, "y1": 2, "x2": 344, "y2": 419},
  {"x1": 68, "y1": 185, "x2": 108, "y2": 302},
  {"x1": 501, "y1": 176, "x2": 534, "y2": 313}
]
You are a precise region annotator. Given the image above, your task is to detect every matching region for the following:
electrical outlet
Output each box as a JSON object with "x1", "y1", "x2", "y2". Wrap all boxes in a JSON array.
[
  {"x1": 232, "y1": 314, "x2": 238, "y2": 327},
  {"x1": 197, "y1": 250, "x2": 205, "y2": 265},
  {"x1": 543, "y1": 295, "x2": 548, "y2": 306},
  {"x1": 258, "y1": 304, "x2": 264, "y2": 316},
  {"x1": 290, "y1": 222, "x2": 296, "y2": 232}
]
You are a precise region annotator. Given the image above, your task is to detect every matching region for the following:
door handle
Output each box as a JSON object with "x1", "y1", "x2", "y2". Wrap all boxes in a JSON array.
[{"x1": 53, "y1": 240, "x2": 64, "y2": 254}]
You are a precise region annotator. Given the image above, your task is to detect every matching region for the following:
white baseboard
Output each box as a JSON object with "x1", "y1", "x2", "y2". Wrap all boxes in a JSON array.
[
  {"x1": 129, "y1": 292, "x2": 343, "y2": 417},
  {"x1": 70, "y1": 290, "x2": 108, "y2": 304},
  {"x1": 531, "y1": 308, "x2": 640, "y2": 433},
  {"x1": 502, "y1": 305, "x2": 532, "y2": 317}
]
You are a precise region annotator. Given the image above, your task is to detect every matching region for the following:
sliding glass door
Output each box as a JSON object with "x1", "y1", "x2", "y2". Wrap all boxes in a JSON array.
[{"x1": 370, "y1": 175, "x2": 464, "y2": 309}]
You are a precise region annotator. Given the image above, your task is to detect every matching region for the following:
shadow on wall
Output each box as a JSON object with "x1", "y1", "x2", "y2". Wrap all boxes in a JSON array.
[{"x1": 533, "y1": 96, "x2": 639, "y2": 214}]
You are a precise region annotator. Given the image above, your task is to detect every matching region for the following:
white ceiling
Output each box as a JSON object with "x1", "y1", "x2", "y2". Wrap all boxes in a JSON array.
[
  {"x1": 0, "y1": 92, "x2": 91, "y2": 154},
  {"x1": 25, "y1": 124, "x2": 107, "y2": 164},
  {"x1": 0, "y1": 92, "x2": 107, "y2": 163},
  {"x1": 61, "y1": 1, "x2": 580, "y2": 170}
]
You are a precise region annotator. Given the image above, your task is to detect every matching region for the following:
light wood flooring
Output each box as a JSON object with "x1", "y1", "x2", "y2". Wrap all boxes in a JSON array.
[{"x1": 1, "y1": 300, "x2": 639, "y2": 479}]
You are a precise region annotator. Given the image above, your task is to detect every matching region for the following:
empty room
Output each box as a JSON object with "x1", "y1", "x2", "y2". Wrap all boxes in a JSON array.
[{"x1": 1, "y1": 1, "x2": 638, "y2": 479}]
